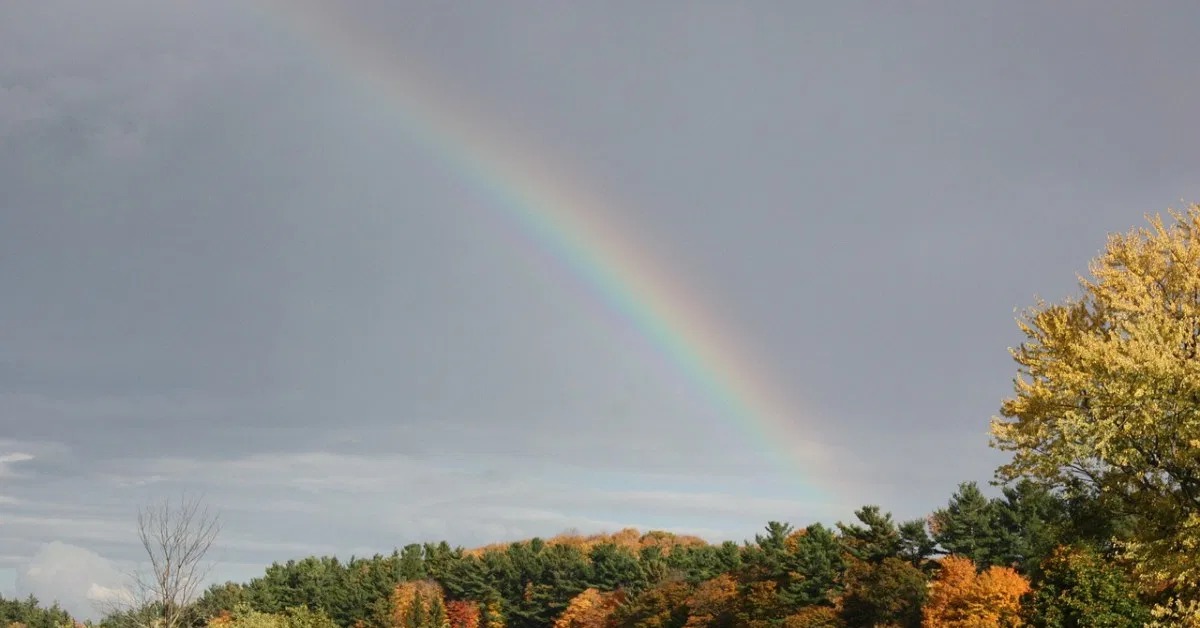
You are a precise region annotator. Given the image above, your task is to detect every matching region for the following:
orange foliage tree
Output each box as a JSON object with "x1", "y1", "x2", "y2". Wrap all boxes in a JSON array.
[
  {"x1": 553, "y1": 588, "x2": 622, "y2": 628},
  {"x1": 445, "y1": 601, "x2": 480, "y2": 628},
  {"x1": 923, "y1": 555, "x2": 1029, "y2": 628}
]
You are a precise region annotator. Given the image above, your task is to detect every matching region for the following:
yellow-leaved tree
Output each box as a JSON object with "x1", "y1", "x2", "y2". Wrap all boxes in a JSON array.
[{"x1": 990, "y1": 205, "x2": 1200, "y2": 617}]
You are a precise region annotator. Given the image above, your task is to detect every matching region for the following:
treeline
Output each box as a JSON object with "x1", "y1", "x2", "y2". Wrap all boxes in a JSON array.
[
  {"x1": 120, "y1": 480, "x2": 1150, "y2": 628},
  {"x1": 1, "y1": 594, "x2": 75, "y2": 628}
]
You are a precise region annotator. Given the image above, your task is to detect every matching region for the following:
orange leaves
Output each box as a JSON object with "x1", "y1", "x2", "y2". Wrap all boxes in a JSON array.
[
  {"x1": 923, "y1": 556, "x2": 1030, "y2": 628},
  {"x1": 208, "y1": 611, "x2": 234, "y2": 628},
  {"x1": 553, "y1": 588, "x2": 622, "y2": 628},
  {"x1": 445, "y1": 601, "x2": 480, "y2": 628}
]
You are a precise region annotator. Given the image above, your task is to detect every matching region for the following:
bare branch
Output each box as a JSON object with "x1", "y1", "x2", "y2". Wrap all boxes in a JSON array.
[{"x1": 103, "y1": 493, "x2": 220, "y2": 628}]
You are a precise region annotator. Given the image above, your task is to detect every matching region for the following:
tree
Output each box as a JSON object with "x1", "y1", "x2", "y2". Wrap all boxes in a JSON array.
[
  {"x1": 990, "y1": 206, "x2": 1200, "y2": 601},
  {"x1": 837, "y1": 507, "x2": 901, "y2": 564},
  {"x1": 682, "y1": 575, "x2": 737, "y2": 628},
  {"x1": 989, "y1": 481, "x2": 1068, "y2": 576},
  {"x1": 0, "y1": 595, "x2": 74, "y2": 628},
  {"x1": 779, "y1": 524, "x2": 844, "y2": 609},
  {"x1": 930, "y1": 483, "x2": 997, "y2": 568},
  {"x1": 838, "y1": 557, "x2": 927, "y2": 628},
  {"x1": 898, "y1": 520, "x2": 938, "y2": 569},
  {"x1": 106, "y1": 495, "x2": 220, "y2": 628},
  {"x1": 781, "y1": 605, "x2": 843, "y2": 628},
  {"x1": 1023, "y1": 545, "x2": 1148, "y2": 628},
  {"x1": 922, "y1": 556, "x2": 1028, "y2": 628},
  {"x1": 553, "y1": 589, "x2": 622, "y2": 628},
  {"x1": 206, "y1": 604, "x2": 337, "y2": 628},
  {"x1": 608, "y1": 579, "x2": 691, "y2": 628},
  {"x1": 445, "y1": 601, "x2": 481, "y2": 628},
  {"x1": 389, "y1": 581, "x2": 448, "y2": 628}
]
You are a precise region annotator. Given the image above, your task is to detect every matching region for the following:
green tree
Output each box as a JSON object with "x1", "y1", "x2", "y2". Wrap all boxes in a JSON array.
[
  {"x1": 779, "y1": 524, "x2": 843, "y2": 609},
  {"x1": 0, "y1": 595, "x2": 74, "y2": 628},
  {"x1": 837, "y1": 557, "x2": 927, "y2": 628},
  {"x1": 587, "y1": 543, "x2": 646, "y2": 592},
  {"x1": 897, "y1": 520, "x2": 937, "y2": 569},
  {"x1": 837, "y1": 506, "x2": 901, "y2": 564},
  {"x1": 930, "y1": 482, "x2": 997, "y2": 567},
  {"x1": 990, "y1": 480, "x2": 1068, "y2": 575},
  {"x1": 1024, "y1": 545, "x2": 1149, "y2": 627},
  {"x1": 608, "y1": 579, "x2": 691, "y2": 628}
]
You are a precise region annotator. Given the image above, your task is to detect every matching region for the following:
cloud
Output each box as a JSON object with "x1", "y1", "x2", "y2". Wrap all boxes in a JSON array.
[
  {"x1": 0, "y1": 452, "x2": 34, "y2": 477},
  {"x1": 17, "y1": 542, "x2": 128, "y2": 621},
  {"x1": 86, "y1": 582, "x2": 134, "y2": 606}
]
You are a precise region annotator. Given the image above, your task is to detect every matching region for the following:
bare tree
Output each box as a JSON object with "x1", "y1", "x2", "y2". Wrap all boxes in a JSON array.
[{"x1": 105, "y1": 494, "x2": 220, "y2": 628}]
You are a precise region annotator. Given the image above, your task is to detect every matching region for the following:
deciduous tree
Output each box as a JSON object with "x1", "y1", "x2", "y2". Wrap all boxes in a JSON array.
[
  {"x1": 1024, "y1": 545, "x2": 1148, "y2": 628},
  {"x1": 106, "y1": 495, "x2": 220, "y2": 628},
  {"x1": 922, "y1": 555, "x2": 1028, "y2": 628},
  {"x1": 991, "y1": 206, "x2": 1200, "y2": 603}
]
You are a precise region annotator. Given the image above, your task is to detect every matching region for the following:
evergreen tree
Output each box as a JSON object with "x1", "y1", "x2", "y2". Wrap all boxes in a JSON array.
[{"x1": 931, "y1": 482, "x2": 998, "y2": 566}]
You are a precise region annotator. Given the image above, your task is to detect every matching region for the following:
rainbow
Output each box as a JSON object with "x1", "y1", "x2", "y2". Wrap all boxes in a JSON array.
[{"x1": 253, "y1": 2, "x2": 834, "y2": 501}]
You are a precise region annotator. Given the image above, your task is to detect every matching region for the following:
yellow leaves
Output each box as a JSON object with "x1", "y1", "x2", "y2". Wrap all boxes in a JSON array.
[
  {"x1": 1148, "y1": 597, "x2": 1200, "y2": 627},
  {"x1": 683, "y1": 574, "x2": 738, "y2": 628},
  {"x1": 992, "y1": 205, "x2": 1200, "y2": 495},
  {"x1": 390, "y1": 581, "x2": 449, "y2": 628},
  {"x1": 780, "y1": 606, "x2": 843, "y2": 628},
  {"x1": 464, "y1": 528, "x2": 707, "y2": 558},
  {"x1": 922, "y1": 556, "x2": 1029, "y2": 628},
  {"x1": 206, "y1": 605, "x2": 336, "y2": 628}
]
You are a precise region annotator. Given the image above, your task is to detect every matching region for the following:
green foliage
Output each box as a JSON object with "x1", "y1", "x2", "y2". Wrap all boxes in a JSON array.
[
  {"x1": 990, "y1": 480, "x2": 1069, "y2": 575},
  {"x1": 212, "y1": 603, "x2": 338, "y2": 628},
  {"x1": 1025, "y1": 545, "x2": 1150, "y2": 627},
  {"x1": 931, "y1": 482, "x2": 998, "y2": 567},
  {"x1": 0, "y1": 595, "x2": 74, "y2": 628},
  {"x1": 897, "y1": 519, "x2": 936, "y2": 569},
  {"x1": 779, "y1": 524, "x2": 844, "y2": 610},
  {"x1": 837, "y1": 506, "x2": 901, "y2": 564},
  {"x1": 838, "y1": 557, "x2": 928, "y2": 628}
]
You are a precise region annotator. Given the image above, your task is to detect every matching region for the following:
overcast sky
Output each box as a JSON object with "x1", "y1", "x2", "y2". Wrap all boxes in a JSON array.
[{"x1": 4, "y1": 0, "x2": 1200, "y2": 619}]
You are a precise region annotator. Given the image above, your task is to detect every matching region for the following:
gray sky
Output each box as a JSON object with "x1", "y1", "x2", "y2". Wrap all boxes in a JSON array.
[{"x1": 4, "y1": 0, "x2": 1200, "y2": 619}]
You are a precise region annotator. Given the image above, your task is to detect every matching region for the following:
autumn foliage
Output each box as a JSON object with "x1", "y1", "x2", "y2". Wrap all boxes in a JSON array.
[
  {"x1": 446, "y1": 602, "x2": 481, "y2": 628},
  {"x1": 466, "y1": 528, "x2": 707, "y2": 559},
  {"x1": 390, "y1": 581, "x2": 449, "y2": 628},
  {"x1": 552, "y1": 589, "x2": 623, "y2": 628},
  {"x1": 922, "y1": 556, "x2": 1029, "y2": 628}
]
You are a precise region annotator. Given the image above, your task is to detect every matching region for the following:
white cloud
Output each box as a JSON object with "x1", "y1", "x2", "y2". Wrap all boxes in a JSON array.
[
  {"x1": 17, "y1": 541, "x2": 127, "y2": 621},
  {"x1": 86, "y1": 582, "x2": 134, "y2": 606}
]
